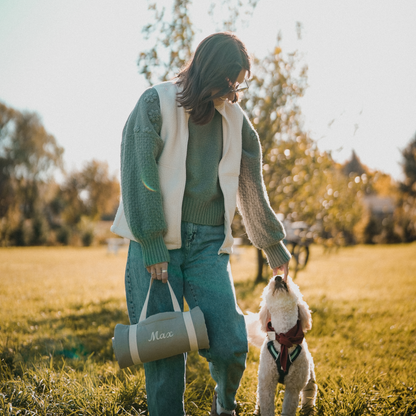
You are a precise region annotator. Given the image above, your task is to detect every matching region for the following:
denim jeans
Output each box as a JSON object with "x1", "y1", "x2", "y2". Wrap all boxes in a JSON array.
[{"x1": 125, "y1": 222, "x2": 248, "y2": 416}]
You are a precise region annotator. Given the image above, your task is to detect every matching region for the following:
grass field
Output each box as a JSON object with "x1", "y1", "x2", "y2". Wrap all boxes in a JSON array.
[{"x1": 1, "y1": 243, "x2": 416, "y2": 415}]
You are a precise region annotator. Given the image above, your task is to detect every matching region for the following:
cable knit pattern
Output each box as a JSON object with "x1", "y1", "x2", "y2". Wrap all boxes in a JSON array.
[
  {"x1": 238, "y1": 115, "x2": 291, "y2": 268},
  {"x1": 121, "y1": 88, "x2": 169, "y2": 267},
  {"x1": 121, "y1": 87, "x2": 291, "y2": 268}
]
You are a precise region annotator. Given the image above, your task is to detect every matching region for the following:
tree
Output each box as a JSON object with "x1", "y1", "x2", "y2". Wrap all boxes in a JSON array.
[
  {"x1": 0, "y1": 104, "x2": 17, "y2": 219},
  {"x1": 138, "y1": 0, "x2": 195, "y2": 85},
  {"x1": 138, "y1": 0, "x2": 260, "y2": 85},
  {"x1": 56, "y1": 160, "x2": 119, "y2": 224},
  {"x1": 136, "y1": 1, "x2": 365, "y2": 281},
  {"x1": 76, "y1": 160, "x2": 120, "y2": 221},
  {"x1": 400, "y1": 132, "x2": 416, "y2": 196},
  {"x1": 48, "y1": 160, "x2": 119, "y2": 245},
  {"x1": 238, "y1": 44, "x2": 367, "y2": 279},
  {"x1": 0, "y1": 102, "x2": 64, "y2": 245},
  {"x1": 138, "y1": 3, "x2": 313, "y2": 280},
  {"x1": 208, "y1": 0, "x2": 259, "y2": 32},
  {"x1": 240, "y1": 44, "x2": 308, "y2": 220},
  {"x1": 397, "y1": 133, "x2": 416, "y2": 241}
]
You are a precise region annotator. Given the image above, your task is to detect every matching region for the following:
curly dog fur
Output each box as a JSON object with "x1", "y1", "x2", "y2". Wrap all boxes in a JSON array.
[{"x1": 245, "y1": 275, "x2": 317, "y2": 416}]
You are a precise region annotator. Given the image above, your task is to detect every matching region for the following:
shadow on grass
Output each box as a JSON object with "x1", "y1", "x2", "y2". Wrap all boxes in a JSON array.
[{"x1": 1, "y1": 298, "x2": 129, "y2": 374}]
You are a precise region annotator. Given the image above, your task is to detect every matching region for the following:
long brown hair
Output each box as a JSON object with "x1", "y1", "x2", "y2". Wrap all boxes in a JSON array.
[{"x1": 176, "y1": 32, "x2": 251, "y2": 125}]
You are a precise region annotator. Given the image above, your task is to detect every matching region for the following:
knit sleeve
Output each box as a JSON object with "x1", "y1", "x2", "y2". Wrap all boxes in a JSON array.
[
  {"x1": 237, "y1": 115, "x2": 291, "y2": 269},
  {"x1": 121, "y1": 87, "x2": 170, "y2": 267}
]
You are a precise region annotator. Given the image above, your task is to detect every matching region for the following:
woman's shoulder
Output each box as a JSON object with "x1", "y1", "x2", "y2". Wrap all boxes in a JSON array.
[
  {"x1": 139, "y1": 86, "x2": 160, "y2": 105},
  {"x1": 152, "y1": 80, "x2": 180, "y2": 103}
]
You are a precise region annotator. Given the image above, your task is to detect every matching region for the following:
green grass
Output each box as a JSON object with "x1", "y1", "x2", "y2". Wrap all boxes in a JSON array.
[{"x1": 1, "y1": 244, "x2": 416, "y2": 415}]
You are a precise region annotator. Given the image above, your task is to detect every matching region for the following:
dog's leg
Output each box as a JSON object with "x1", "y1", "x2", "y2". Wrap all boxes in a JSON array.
[
  {"x1": 257, "y1": 358, "x2": 278, "y2": 416},
  {"x1": 300, "y1": 368, "x2": 317, "y2": 415},
  {"x1": 281, "y1": 388, "x2": 301, "y2": 416}
]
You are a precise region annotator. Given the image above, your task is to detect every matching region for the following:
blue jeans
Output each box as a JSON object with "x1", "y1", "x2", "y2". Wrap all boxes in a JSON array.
[{"x1": 125, "y1": 222, "x2": 248, "y2": 416}]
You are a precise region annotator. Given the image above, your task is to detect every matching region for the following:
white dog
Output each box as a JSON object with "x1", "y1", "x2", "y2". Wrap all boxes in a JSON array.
[{"x1": 245, "y1": 275, "x2": 317, "y2": 416}]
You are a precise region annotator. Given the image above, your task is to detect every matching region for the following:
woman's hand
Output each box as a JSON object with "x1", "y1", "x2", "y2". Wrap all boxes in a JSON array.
[
  {"x1": 272, "y1": 262, "x2": 289, "y2": 282},
  {"x1": 146, "y1": 262, "x2": 169, "y2": 283}
]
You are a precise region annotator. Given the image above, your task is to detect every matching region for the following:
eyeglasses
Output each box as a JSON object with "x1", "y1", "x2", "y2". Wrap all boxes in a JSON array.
[
  {"x1": 217, "y1": 79, "x2": 249, "y2": 103},
  {"x1": 230, "y1": 79, "x2": 249, "y2": 93}
]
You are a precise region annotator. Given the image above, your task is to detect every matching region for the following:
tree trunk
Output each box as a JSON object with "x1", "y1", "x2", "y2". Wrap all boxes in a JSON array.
[{"x1": 255, "y1": 248, "x2": 264, "y2": 284}]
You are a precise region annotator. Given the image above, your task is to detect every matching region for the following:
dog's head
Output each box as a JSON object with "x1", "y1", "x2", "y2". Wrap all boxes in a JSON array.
[{"x1": 259, "y1": 275, "x2": 312, "y2": 333}]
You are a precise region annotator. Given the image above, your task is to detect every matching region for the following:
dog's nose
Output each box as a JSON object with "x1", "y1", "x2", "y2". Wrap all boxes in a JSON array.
[
  {"x1": 273, "y1": 275, "x2": 288, "y2": 292},
  {"x1": 274, "y1": 275, "x2": 284, "y2": 283}
]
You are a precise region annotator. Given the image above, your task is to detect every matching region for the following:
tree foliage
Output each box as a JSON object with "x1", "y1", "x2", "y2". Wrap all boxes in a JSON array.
[
  {"x1": 134, "y1": 0, "x2": 378, "y2": 280},
  {"x1": 55, "y1": 160, "x2": 120, "y2": 226},
  {"x1": 0, "y1": 102, "x2": 64, "y2": 245},
  {"x1": 397, "y1": 133, "x2": 416, "y2": 241},
  {"x1": 240, "y1": 45, "x2": 364, "y2": 246},
  {"x1": 0, "y1": 102, "x2": 120, "y2": 246},
  {"x1": 138, "y1": 0, "x2": 260, "y2": 85},
  {"x1": 138, "y1": 1, "x2": 367, "y2": 246},
  {"x1": 208, "y1": 0, "x2": 259, "y2": 32},
  {"x1": 138, "y1": 0, "x2": 195, "y2": 85},
  {"x1": 400, "y1": 132, "x2": 416, "y2": 196}
]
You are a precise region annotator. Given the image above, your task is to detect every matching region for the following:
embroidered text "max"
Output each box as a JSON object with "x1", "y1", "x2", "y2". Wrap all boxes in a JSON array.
[{"x1": 148, "y1": 331, "x2": 174, "y2": 342}]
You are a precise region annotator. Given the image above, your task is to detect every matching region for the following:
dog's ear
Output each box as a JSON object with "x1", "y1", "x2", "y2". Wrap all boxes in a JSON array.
[
  {"x1": 259, "y1": 299, "x2": 271, "y2": 333},
  {"x1": 298, "y1": 298, "x2": 312, "y2": 332}
]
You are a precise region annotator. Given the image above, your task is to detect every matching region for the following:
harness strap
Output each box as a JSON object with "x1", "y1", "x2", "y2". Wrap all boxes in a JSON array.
[{"x1": 267, "y1": 341, "x2": 302, "y2": 384}]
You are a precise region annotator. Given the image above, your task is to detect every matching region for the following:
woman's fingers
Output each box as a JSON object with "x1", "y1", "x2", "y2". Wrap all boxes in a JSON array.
[
  {"x1": 148, "y1": 262, "x2": 169, "y2": 283},
  {"x1": 272, "y1": 262, "x2": 289, "y2": 282},
  {"x1": 161, "y1": 265, "x2": 168, "y2": 283},
  {"x1": 149, "y1": 266, "x2": 156, "y2": 280},
  {"x1": 281, "y1": 263, "x2": 289, "y2": 282}
]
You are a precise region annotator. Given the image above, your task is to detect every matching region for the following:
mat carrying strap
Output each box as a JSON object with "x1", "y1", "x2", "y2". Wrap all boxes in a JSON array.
[{"x1": 128, "y1": 280, "x2": 199, "y2": 365}]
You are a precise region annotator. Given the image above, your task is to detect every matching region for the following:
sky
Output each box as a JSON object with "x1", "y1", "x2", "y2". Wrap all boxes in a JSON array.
[{"x1": 1, "y1": 0, "x2": 416, "y2": 182}]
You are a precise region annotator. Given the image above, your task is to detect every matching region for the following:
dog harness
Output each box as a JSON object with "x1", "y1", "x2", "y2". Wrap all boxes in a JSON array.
[{"x1": 267, "y1": 319, "x2": 304, "y2": 384}]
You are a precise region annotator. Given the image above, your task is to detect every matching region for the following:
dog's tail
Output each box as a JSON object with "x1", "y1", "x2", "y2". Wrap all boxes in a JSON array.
[{"x1": 244, "y1": 312, "x2": 265, "y2": 348}]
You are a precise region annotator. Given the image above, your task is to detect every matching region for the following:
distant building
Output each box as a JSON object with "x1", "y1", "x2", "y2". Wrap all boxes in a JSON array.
[
  {"x1": 343, "y1": 150, "x2": 396, "y2": 217},
  {"x1": 362, "y1": 195, "x2": 395, "y2": 218},
  {"x1": 342, "y1": 150, "x2": 366, "y2": 177}
]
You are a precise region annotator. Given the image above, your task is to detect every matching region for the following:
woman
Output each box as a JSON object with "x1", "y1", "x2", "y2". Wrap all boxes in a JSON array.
[{"x1": 112, "y1": 32, "x2": 290, "y2": 416}]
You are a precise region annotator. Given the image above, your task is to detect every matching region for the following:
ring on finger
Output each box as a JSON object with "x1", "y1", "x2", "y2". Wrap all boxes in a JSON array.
[{"x1": 162, "y1": 269, "x2": 168, "y2": 272}]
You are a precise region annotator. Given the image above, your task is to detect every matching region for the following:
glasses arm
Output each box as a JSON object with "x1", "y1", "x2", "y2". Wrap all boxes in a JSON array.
[{"x1": 231, "y1": 79, "x2": 249, "y2": 93}]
